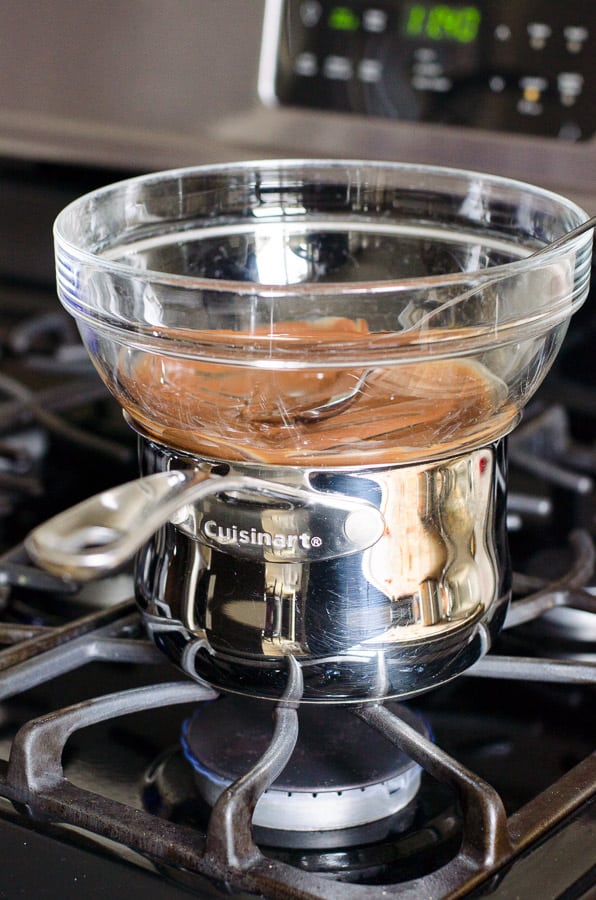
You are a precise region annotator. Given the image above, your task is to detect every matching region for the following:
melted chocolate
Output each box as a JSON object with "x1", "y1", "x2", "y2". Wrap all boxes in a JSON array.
[{"x1": 116, "y1": 318, "x2": 517, "y2": 464}]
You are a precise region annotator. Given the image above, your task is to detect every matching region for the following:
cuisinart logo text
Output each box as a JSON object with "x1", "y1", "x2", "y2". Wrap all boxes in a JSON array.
[{"x1": 202, "y1": 520, "x2": 323, "y2": 551}]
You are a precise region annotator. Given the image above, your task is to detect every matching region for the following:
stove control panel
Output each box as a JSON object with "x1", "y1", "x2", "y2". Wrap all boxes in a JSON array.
[{"x1": 260, "y1": 0, "x2": 595, "y2": 141}]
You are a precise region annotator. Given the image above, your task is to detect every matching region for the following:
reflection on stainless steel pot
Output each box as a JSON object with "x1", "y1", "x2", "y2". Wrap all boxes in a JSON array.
[{"x1": 134, "y1": 435, "x2": 510, "y2": 701}]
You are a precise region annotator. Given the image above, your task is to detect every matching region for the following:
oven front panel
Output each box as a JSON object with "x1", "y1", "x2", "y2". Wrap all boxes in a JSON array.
[{"x1": 264, "y1": 0, "x2": 596, "y2": 142}]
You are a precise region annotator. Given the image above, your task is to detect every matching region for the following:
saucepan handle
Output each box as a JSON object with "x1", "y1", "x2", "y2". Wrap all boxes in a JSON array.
[{"x1": 25, "y1": 469, "x2": 386, "y2": 581}]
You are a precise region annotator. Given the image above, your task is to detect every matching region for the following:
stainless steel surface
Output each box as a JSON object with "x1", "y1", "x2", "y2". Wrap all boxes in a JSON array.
[
  {"x1": 0, "y1": 1, "x2": 593, "y2": 214},
  {"x1": 133, "y1": 436, "x2": 510, "y2": 703},
  {"x1": 0, "y1": 1, "x2": 265, "y2": 170},
  {"x1": 215, "y1": 106, "x2": 596, "y2": 212},
  {"x1": 25, "y1": 466, "x2": 385, "y2": 579}
]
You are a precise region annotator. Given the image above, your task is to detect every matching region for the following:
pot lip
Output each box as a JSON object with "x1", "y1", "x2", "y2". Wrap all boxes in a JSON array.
[
  {"x1": 132, "y1": 414, "x2": 514, "y2": 473},
  {"x1": 54, "y1": 157, "x2": 593, "y2": 297}
]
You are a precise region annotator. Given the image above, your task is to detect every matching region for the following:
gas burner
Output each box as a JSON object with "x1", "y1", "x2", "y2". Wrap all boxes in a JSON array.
[
  {"x1": 144, "y1": 743, "x2": 460, "y2": 881},
  {"x1": 143, "y1": 706, "x2": 460, "y2": 882},
  {"x1": 180, "y1": 696, "x2": 429, "y2": 848}
]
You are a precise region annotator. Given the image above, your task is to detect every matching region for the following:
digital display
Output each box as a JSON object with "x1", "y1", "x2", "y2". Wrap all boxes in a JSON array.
[
  {"x1": 402, "y1": 4, "x2": 482, "y2": 43},
  {"x1": 269, "y1": 0, "x2": 595, "y2": 142},
  {"x1": 327, "y1": 6, "x2": 360, "y2": 31}
]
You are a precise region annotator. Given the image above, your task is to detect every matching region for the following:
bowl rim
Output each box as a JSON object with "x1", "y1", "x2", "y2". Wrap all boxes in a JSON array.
[{"x1": 53, "y1": 158, "x2": 593, "y2": 298}]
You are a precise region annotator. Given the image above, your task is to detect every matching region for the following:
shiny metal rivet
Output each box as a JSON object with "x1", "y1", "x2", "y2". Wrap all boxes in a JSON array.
[{"x1": 343, "y1": 508, "x2": 383, "y2": 547}]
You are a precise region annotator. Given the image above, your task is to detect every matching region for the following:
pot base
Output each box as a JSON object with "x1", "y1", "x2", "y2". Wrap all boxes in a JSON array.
[{"x1": 141, "y1": 591, "x2": 509, "y2": 703}]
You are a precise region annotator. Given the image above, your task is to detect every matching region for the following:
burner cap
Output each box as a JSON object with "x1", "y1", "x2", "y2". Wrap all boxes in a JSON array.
[{"x1": 182, "y1": 696, "x2": 428, "y2": 837}]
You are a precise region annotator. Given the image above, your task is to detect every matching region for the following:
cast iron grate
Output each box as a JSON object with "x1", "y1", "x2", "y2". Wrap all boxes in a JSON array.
[{"x1": 0, "y1": 533, "x2": 594, "y2": 899}]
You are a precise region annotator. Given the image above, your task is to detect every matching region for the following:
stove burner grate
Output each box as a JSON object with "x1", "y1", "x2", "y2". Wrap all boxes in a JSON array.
[{"x1": 0, "y1": 566, "x2": 594, "y2": 897}]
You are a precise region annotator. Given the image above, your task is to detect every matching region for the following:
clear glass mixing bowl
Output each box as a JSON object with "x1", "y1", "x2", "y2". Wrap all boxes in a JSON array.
[{"x1": 54, "y1": 160, "x2": 592, "y2": 466}]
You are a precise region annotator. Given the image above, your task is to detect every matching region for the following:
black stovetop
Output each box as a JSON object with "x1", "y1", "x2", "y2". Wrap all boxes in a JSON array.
[{"x1": 0, "y1": 222, "x2": 594, "y2": 898}]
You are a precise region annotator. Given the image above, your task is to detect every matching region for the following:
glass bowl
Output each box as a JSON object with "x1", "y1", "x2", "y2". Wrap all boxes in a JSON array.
[{"x1": 54, "y1": 160, "x2": 592, "y2": 467}]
